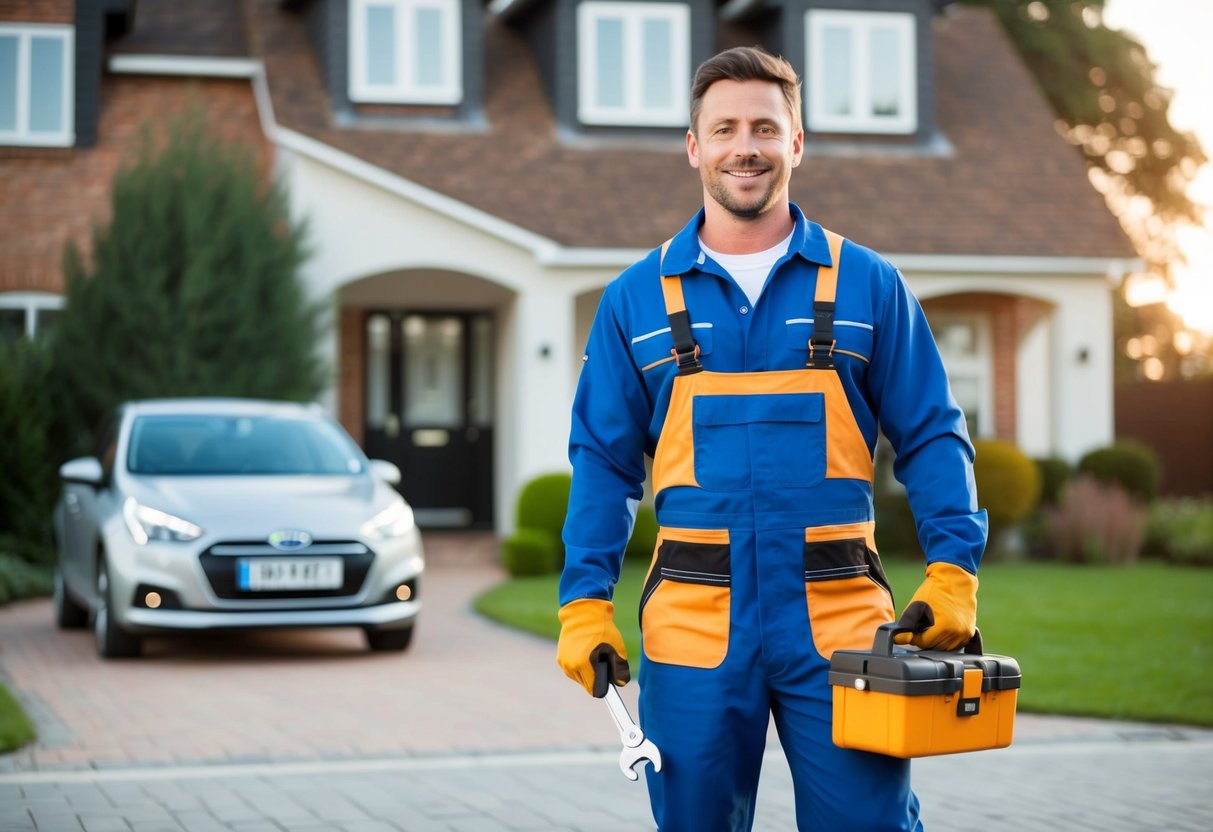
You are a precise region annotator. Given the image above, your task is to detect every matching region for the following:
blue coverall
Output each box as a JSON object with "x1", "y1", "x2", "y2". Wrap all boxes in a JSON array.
[{"x1": 560, "y1": 205, "x2": 987, "y2": 831}]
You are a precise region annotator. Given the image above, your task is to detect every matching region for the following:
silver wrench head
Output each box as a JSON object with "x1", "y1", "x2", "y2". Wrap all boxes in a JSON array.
[{"x1": 618, "y1": 737, "x2": 662, "y2": 781}]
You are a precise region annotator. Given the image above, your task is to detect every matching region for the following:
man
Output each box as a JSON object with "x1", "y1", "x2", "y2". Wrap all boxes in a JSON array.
[{"x1": 557, "y1": 46, "x2": 986, "y2": 831}]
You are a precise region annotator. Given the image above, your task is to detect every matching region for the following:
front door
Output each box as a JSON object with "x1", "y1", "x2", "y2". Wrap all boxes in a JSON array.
[{"x1": 363, "y1": 311, "x2": 495, "y2": 528}]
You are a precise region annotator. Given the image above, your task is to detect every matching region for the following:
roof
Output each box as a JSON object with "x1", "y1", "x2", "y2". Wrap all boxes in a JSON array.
[
  {"x1": 244, "y1": 1, "x2": 1133, "y2": 259},
  {"x1": 108, "y1": 0, "x2": 250, "y2": 58}
]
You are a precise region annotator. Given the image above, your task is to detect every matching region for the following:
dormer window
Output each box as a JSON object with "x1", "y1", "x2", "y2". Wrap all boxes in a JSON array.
[
  {"x1": 349, "y1": 0, "x2": 462, "y2": 105},
  {"x1": 576, "y1": 2, "x2": 690, "y2": 127},
  {"x1": 0, "y1": 23, "x2": 74, "y2": 147},
  {"x1": 806, "y1": 10, "x2": 916, "y2": 135}
]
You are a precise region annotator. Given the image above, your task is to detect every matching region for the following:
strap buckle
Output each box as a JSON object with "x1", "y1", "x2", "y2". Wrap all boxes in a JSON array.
[
  {"x1": 806, "y1": 339, "x2": 836, "y2": 369},
  {"x1": 670, "y1": 344, "x2": 703, "y2": 375}
]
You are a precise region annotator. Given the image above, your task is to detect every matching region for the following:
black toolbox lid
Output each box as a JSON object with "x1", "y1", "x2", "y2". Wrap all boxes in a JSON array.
[{"x1": 829, "y1": 623, "x2": 1022, "y2": 697}]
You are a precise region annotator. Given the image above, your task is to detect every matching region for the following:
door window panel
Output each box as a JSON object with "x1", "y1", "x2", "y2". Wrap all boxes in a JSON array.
[
  {"x1": 470, "y1": 316, "x2": 493, "y2": 427},
  {"x1": 931, "y1": 315, "x2": 992, "y2": 439},
  {"x1": 403, "y1": 315, "x2": 463, "y2": 428},
  {"x1": 365, "y1": 314, "x2": 391, "y2": 430}
]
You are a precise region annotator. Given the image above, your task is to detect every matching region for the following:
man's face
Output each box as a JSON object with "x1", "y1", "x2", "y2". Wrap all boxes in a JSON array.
[{"x1": 687, "y1": 79, "x2": 804, "y2": 220}]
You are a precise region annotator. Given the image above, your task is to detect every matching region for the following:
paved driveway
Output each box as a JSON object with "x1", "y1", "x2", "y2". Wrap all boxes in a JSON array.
[{"x1": 2, "y1": 533, "x2": 1211, "y2": 831}]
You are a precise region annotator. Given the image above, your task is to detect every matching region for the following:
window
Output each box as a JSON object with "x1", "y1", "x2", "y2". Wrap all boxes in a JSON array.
[
  {"x1": 0, "y1": 292, "x2": 64, "y2": 341},
  {"x1": 349, "y1": 0, "x2": 462, "y2": 105},
  {"x1": 806, "y1": 10, "x2": 916, "y2": 135},
  {"x1": 0, "y1": 24, "x2": 74, "y2": 146},
  {"x1": 577, "y1": 2, "x2": 690, "y2": 127},
  {"x1": 930, "y1": 314, "x2": 993, "y2": 439}
]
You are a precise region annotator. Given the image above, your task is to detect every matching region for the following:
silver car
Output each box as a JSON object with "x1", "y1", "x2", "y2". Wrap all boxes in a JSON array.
[{"x1": 52, "y1": 398, "x2": 424, "y2": 658}]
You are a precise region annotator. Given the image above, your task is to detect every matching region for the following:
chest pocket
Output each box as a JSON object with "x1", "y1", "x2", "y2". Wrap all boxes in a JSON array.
[
  {"x1": 785, "y1": 320, "x2": 872, "y2": 364},
  {"x1": 692, "y1": 392, "x2": 826, "y2": 491},
  {"x1": 631, "y1": 324, "x2": 715, "y2": 373}
]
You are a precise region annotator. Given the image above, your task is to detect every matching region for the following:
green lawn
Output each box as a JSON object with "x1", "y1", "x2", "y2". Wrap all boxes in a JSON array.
[
  {"x1": 474, "y1": 560, "x2": 1213, "y2": 726},
  {"x1": 0, "y1": 680, "x2": 35, "y2": 754}
]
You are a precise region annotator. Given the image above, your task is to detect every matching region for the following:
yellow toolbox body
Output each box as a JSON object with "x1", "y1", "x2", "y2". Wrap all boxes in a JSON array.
[{"x1": 829, "y1": 622, "x2": 1021, "y2": 758}]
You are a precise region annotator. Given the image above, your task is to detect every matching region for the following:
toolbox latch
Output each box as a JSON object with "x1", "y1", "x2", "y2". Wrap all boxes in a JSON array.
[{"x1": 957, "y1": 667, "x2": 983, "y2": 717}]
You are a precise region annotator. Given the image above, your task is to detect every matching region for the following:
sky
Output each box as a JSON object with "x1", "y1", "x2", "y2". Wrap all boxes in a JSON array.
[{"x1": 1101, "y1": 0, "x2": 1213, "y2": 335}]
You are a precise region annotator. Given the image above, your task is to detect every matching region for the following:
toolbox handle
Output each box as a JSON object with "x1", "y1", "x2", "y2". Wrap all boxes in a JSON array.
[{"x1": 872, "y1": 622, "x2": 984, "y2": 656}]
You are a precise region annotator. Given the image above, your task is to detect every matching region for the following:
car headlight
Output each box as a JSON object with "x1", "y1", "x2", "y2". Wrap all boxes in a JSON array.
[
  {"x1": 361, "y1": 499, "x2": 415, "y2": 540},
  {"x1": 123, "y1": 497, "x2": 203, "y2": 544}
]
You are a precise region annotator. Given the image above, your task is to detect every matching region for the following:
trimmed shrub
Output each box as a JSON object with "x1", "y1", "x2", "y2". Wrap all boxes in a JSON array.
[
  {"x1": 500, "y1": 528, "x2": 560, "y2": 577},
  {"x1": 0, "y1": 338, "x2": 57, "y2": 568},
  {"x1": 1143, "y1": 497, "x2": 1213, "y2": 567},
  {"x1": 1046, "y1": 475, "x2": 1146, "y2": 565},
  {"x1": 514, "y1": 473, "x2": 573, "y2": 563},
  {"x1": 1077, "y1": 441, "x2": 1161, "y2": 504},
  {"x1": 973, "y1": 439, "x2": 1042, "y2": 529},
  {"x1": 0, "y1": 552, "x2": 54, "y2": 605},
  {"x1": 625, "y1": 504, "x2": 659, "y2": 563},
  {"x1": 1034, "y1": 456, "x2": 1073, "y2": 507}
]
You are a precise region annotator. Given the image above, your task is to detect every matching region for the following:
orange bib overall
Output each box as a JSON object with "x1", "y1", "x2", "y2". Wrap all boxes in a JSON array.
[{"x1": 636, "y1": 232, "x2": 922, "y2": 832}]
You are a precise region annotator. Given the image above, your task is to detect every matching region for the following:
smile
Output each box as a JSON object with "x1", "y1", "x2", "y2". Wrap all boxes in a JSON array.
[{"x1": 726, "y1": 169, "x2": 767, "y2": 178}]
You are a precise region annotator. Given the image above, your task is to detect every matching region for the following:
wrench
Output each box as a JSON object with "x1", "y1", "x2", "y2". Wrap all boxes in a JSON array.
[{"x1": 596, "y1": 661, "x2": 662, "y2": 781}]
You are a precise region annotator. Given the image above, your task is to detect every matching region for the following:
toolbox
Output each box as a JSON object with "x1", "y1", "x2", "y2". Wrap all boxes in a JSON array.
[{"x1": 829, "y1": 622, "x2": 1021, "y2": 758}]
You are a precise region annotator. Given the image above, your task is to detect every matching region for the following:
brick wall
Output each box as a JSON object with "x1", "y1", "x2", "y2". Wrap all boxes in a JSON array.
[
  {"x1": 1, "y1": 1, "x2": 73, "y2": 23},
  {"x1": 0, "y1": 74, "x2": 271, "y2": 295},
  {"x1": 339, "y1": 306, "x2": 366, "y2": 445},
  {"x1": 1116, "y1": 378, "x2": 1213, "y2": 497},
  {"x1": 922, "y1": 293, "x2": 1051, "y2": 443}
]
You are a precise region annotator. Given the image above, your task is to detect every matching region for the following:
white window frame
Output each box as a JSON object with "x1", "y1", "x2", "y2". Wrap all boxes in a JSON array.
[
  {"x1": 931, "y1": 312, "x2": 994, "y2": 439},
  {"x1": 806, "y1": 10, "x2": 916, "y2": 135},
  {"x1": 348, "y1": 0, "x2": 462, "y2": 105},
  {"x1": 577, "y1": 2, "x2": 690, "y2": 127},
  {"x1": 0, "y1": 24, "x2": 75, "y2": 147},
  {"x1": 0, "y1": 291, "x2": 65, "y2": 339}
]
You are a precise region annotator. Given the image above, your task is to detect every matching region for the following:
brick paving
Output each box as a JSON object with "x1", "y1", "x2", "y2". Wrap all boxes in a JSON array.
[{"x1": 2, "y1": 532, "x2": 1211, "y2": 831}]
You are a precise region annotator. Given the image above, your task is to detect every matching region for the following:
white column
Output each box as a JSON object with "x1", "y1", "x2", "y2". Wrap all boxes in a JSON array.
[
  {"x1": 503, "y1": 278, "x2": 577, "y2": 531},
  {"x1": 1051, "y1": 285, "x2": 1115, "y2": 460}
]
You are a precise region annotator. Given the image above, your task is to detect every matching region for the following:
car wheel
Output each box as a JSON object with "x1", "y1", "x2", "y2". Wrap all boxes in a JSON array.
[
  {"x1": 53, "y1": 568, "x2": 89, "y2": 629},
  {"x1": 94, "y1": 557, "x2": 142, "y2": 659},
  {"x1": 365, "y1": 624, "x2": 414, "y2": 652}
]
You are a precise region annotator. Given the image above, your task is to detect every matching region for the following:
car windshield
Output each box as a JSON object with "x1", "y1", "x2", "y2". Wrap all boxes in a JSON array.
[{"x1": 126, "y1": 414, "x2": 366, "y2": 476}]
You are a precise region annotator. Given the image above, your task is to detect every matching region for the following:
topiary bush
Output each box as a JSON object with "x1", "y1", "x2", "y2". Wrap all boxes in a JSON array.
[
  {"x1": 625, "y1": 504, "x2": 659, "y2": 563},
  {"x1": 500, "y1": 528, "x2": 560, "y2": 577},
  {"x1": 973, "y1": 439, "x2": 1042, "y2": 529},
  {"x1": 1034, "y1": 456, "x2": 1073, "y2": 507},
  {"x1": 515, "y1": 472, "x2": 573, "y2": 565},
  {"x1": 1077, "y1": 441, "x2": 1161, "y2": 504}
]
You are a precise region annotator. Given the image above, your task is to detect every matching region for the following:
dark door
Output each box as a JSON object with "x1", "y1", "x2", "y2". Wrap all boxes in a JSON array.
[{"x1": 362, "y1": 311, "x2": 495, "y2": 528}]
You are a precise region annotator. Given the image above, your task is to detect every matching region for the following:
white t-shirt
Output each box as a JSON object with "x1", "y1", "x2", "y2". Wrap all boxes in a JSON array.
[{"x1": 698, "y1": 230, "x2": 794, "y2": 306}]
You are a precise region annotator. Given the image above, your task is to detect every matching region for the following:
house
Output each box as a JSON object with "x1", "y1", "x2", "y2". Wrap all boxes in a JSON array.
[{"x1": 0, "y1": 0, "x2": 1139, "y2": 533}]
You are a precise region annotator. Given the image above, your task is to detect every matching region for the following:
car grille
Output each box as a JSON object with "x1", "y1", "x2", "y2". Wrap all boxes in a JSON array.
[{"x1": 199, "y1": 541, "x2": 374, "y2": 600}]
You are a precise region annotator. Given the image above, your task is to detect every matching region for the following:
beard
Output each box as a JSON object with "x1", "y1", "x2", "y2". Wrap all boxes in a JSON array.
[{"x1": 702, "y1": 162, "x2": 781, "y2": 220}]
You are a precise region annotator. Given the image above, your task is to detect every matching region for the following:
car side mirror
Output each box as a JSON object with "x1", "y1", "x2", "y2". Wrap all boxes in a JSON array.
[
  {"x1": 60, "y1": 457, "x2": 105, "y2": 486},
  {"x1": 369, "y1": 459, "x2": 402, "y2": 485}
]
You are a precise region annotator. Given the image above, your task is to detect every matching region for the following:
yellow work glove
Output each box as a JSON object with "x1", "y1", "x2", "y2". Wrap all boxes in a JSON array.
[
  {"x1": 557, "y1": 598, "x2": 630, "y2": 697},
  {"x1": 894, "y1": 562, "x2": 978, "y2": 651}
]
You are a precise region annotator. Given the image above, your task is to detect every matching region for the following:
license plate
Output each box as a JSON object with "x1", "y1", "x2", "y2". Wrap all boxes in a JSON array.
[{"x1": 236, "y1": 558, "x2": 344, "y2": 591}]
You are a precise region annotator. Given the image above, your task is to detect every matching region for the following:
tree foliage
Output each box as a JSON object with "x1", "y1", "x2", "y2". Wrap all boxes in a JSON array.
[
  {"x1": 964, "y1": 0, "x2": 1205, "y2": 238},
  {"x1": 51, "y1": 109, "x2": 327, "y2": 452},
  {"x1": 963, "y1": 0, "x2": 1208, "y2": 379}
]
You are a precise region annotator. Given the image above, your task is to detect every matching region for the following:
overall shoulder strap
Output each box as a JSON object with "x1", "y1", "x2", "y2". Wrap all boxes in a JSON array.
[
  {"x1": 807, "y1": 230, "x2": 846, "y2": 370},
  {"x1": 658, "y1": 239, "x2": 702, "y2": 376}
]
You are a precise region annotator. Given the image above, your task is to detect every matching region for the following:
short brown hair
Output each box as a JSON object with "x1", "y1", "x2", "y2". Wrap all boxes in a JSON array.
[{"x1": 689, "y1": 46, "x2": 802, "y2": 135}]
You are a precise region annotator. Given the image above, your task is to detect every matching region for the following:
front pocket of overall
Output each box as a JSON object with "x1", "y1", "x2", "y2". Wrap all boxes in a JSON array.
[
  {"x1": 640, "y1": 527, "x2": 731, "y2": 669},
  {"x1": 692, "y1": 392, "x2": 825, "y2": 490},
  {"x1": 804, "y1": 524, "x2": 895, "y2": 659}
]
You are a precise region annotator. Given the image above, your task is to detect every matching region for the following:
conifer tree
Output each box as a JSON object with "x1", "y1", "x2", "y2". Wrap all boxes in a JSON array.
[{"x1": 51, "y1": 109, "x2": 327, "y2": 450}]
